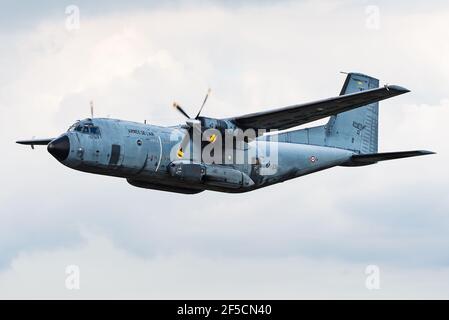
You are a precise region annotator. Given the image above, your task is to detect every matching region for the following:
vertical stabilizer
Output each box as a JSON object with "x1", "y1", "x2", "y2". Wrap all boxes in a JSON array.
[{"x1": 325, "y1": 73, "x2": 379, "y2": 154}]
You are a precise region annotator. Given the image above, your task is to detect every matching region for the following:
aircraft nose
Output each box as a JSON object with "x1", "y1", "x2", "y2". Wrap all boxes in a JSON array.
[{"x1": 47, "y1": 135, "x2": 70, "y2": 161}]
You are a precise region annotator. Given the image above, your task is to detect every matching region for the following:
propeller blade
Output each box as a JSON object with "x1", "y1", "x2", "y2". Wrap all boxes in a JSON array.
[
  {"x1": 177, "y1": 119, "x2": 202, "y2": 160},
  {"x1": 177, "y1": 130, "x2": 191, "y2": 158},
  {"x1": 195, "y1": 88, "x2": 211, "y2": 119},
  {"x1": 173, "y1": 102, "x2": 191, "y2": 119},
  {"x1": 208, "y1": 133, "x2": 217, "y2": 143}
]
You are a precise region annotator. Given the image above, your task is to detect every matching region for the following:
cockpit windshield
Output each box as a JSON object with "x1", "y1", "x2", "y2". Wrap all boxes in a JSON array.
[{"x1": 68, "y1": 120, "x2": 101, "y2": 136}]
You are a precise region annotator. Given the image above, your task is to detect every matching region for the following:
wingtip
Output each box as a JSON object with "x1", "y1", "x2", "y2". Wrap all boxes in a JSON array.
[
  {"x1": 419, "y1": 150, "x2": 436, "y2": 155},
  {"x1": 387, "y1": 85, "x2": 410, "y2": 93}
]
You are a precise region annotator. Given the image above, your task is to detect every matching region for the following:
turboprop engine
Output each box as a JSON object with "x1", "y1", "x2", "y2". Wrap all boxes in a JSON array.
[{"x1": 168, "y1": 160, "x2": 254, "y2": 189}]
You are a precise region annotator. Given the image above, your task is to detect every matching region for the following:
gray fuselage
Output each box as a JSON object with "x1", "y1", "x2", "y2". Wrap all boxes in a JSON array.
[{"x1": 52, "y1": 118, "x2": 354, "y2": 194}]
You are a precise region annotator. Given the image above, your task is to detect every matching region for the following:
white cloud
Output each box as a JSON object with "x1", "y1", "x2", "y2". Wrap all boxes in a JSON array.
[
  {"x1": 1, "y1": 232, "x2": 448, "y2": 299},
  {"x1": 1, "y1": 1, "x2": 448, "y2": 298}
]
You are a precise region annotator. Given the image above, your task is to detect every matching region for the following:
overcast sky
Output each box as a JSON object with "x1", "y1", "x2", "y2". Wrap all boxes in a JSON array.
[{"x1": 0, "y1": 0, "x2": 448, "y2": 299}]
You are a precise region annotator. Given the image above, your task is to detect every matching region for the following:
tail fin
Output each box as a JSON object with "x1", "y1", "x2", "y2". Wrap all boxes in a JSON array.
[{"x1": 325, "y1": 73, "x2": 379, "y2": 154}]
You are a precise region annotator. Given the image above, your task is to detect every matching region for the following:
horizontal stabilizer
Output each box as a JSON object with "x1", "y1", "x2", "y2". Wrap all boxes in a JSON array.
[
  {"x1": 16, "y1": 138, "x2": 54, "y2": 149},
  {"x1": 16, "y1": 138, "x2": 54, "y2": 146},
  {"x1": 345, "y1": 150, "x2": 435, "y2": 166}
]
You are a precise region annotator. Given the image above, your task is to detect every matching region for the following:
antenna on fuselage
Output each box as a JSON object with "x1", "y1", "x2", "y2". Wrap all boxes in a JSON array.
[{"x1": 90, "y1": 100, "x2": 94, "y2": 118}]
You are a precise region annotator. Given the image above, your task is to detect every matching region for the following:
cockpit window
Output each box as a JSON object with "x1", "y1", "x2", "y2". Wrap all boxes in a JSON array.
[
  {"x1": 90, "y1": 127, "x2": 100, "y2": 135},
  {"x1": 68, "y1": 122, "x2": 80, "y2": 132},
  {"x1": 68, "y1": 121, "x2": 100, "y2": 136}
]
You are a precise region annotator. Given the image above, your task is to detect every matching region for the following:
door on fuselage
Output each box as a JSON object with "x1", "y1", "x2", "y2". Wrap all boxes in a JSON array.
[
  {"x1": 122, "y1": 135, "x2": 160, "y2": 174},
  {"x1": 145, "y1": 136, "x2": 162, "y2": 173},
  {"x1": 108, "y1": 144, "x2": 122, "y2": 167}
]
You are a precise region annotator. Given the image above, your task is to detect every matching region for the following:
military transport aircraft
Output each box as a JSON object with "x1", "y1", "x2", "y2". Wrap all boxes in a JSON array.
[{"x1": 17, "y1": 72, "x2": 434, "y2": 194}]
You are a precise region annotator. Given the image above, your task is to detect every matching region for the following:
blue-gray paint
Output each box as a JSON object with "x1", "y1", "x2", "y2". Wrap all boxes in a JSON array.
[{"x1": 17, "y1": 72, "x2": 434, "y2": 194}]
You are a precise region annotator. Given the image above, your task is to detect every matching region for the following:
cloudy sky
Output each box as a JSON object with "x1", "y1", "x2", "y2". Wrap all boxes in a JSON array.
[{"x1": 0, "y1": 0, "x2": 448, "y2": 299}]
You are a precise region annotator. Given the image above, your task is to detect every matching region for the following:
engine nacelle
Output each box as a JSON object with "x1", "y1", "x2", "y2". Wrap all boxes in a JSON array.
[
  {"x1": 198, "y1": 117, "x2": 237, "y2": 133},
  {"x1": 168, "y1": 161, "x2": 206, "y2": 183},
  {"x1": 168, "y1": 160, "x2": 254, "y2": 189}
]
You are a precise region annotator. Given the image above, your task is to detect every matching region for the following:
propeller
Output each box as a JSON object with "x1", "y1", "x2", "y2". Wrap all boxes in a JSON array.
[
  {"x1": 173, "y1": 88, "x2": 212, "y2": 159},
  {"x1": 172, "y1": 88, "x2": 211, "y2": 120}
]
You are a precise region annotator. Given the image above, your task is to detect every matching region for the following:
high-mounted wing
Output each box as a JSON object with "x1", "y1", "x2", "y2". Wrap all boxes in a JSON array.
[{"x1": 227, "y1": 85, "x2": 409, "y2": 130}]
